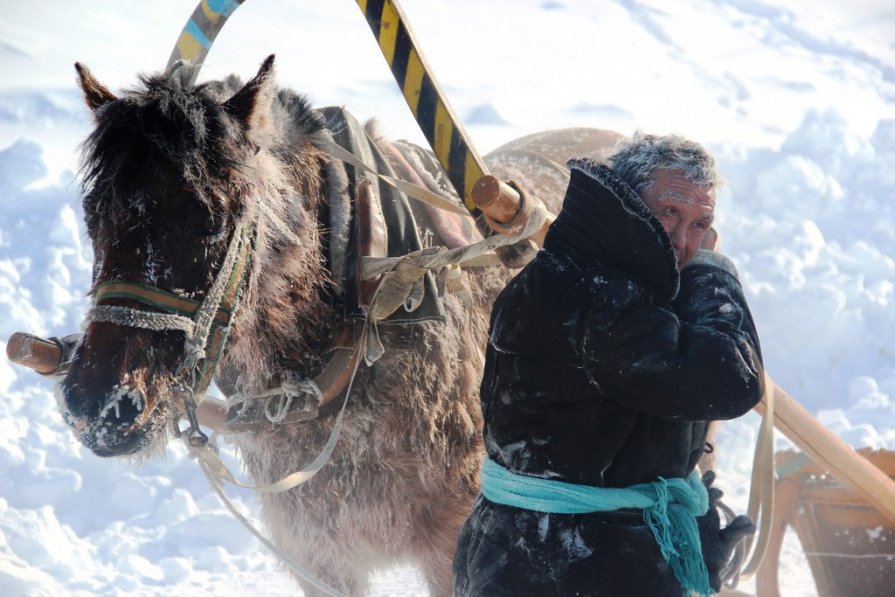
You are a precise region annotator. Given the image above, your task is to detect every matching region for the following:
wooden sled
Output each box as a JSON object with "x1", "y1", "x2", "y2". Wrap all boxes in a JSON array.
[{"x1": 756, "y1": 448, "x2": 895, "y2": 597}]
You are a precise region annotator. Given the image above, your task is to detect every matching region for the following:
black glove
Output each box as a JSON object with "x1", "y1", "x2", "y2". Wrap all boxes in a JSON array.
[{"x1": 697, "y1": 470, "x2": 756, "y2": 591}]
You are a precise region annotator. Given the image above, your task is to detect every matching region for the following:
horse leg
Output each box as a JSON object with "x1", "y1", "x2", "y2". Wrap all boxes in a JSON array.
[
  {"x1": 261, "y1": 503, "x2": 367, "y2": 596},
  {"x1": 296, "y1": 570, "x2": 365, "y2": 597},
  {"x1": 412, "y1": 499, "x2": 474, "y2": 597},
  {"x1": 285, "y1": 544, "x2": 367, "y2": 597}
]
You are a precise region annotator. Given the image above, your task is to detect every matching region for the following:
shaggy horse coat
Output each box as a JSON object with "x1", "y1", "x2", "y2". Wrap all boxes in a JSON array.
[{"x1": 58, "y1": 55, "x2": 621, "y2": 595}]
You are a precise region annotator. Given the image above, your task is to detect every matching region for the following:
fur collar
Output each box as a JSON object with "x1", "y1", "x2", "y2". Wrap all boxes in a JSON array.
[{"x1": 546, "y1": 158, "x2": 680, "y2": 302}]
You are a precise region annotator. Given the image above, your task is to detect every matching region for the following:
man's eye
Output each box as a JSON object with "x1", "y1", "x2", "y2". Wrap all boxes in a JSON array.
[
  {"x1": 694, "y1": 221, "x2": 708, "y2": 231},
  {"x1": 664, "y1": 206, "x2": 679, "y2": 217}
]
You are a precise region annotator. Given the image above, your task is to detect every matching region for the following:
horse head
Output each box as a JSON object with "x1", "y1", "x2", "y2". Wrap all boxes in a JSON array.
[{"x1": 61, "y1": 55, "x2": 329, "y2": 457}]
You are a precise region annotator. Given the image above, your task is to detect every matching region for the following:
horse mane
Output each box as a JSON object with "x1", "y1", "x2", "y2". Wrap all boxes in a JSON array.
[{"x1": 80, "y1": 64, "x2": 324, "y2": 212}]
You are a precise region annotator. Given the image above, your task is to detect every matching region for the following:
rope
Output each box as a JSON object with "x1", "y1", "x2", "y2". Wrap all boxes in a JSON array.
[
  {"x1": 361, "y1": 201, "x2": 546, "y2": 324},
  {"x1": 362, "y1": 199, "x2": 546, "y2": 280},
  {"x1": 263, "y1": 379, "x2": 322, "y2": 424}
]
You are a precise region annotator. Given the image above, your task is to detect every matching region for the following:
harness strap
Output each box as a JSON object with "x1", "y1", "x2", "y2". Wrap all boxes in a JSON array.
[
  {"x1": 90, "y1": 305, "x2": 196, "y2": 335},
  {"x1": 180, "y1": 321, "x2": 370, "y2": 597},
  {"x1": 180, "y1": 222, "x2": 251, "y2": 377},
  {"x1": 93, "y1": 280, "x2": 230, "y2": 322},
  {"x1": 198, "y1": 459, "x2": 343, "y2": 596},
  {"x1": 481, "y1": 458, "x2": 714, "y2": 597}
]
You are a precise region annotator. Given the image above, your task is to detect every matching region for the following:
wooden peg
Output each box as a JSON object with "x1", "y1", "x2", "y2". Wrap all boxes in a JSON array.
[
  {"x1": 471, "y1": 175, "x2": 554, "y2": 246},
  {"x1": 6, "y1": 332, "x2": 65, "y2": 375}
]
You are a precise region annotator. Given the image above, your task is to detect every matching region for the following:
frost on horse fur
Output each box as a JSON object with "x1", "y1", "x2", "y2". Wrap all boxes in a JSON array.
[{"x1": 58, "y1": 54, "x2": 620, "y2": 595}]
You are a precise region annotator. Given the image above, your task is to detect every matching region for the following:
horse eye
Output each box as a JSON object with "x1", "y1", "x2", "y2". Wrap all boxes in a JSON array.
[{"x1": 200, "y1": 216, "x2": 228, "y2": 242}]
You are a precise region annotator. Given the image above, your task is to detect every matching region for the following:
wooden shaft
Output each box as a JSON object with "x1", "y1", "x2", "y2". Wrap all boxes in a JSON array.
[
  {"x1": 6, "y1": 332, "x2": 64, "y2": 375},
  {"x1": 471, "y1": 175, "x2": 555, "y2": 247},
  {"x1": 758, "y1": 380, "x2": 895, "y2": 523}
]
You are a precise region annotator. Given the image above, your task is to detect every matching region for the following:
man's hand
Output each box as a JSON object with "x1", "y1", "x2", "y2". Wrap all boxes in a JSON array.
[{"x1": 700, "y1": 227, "x2": 721, "y2": 252}]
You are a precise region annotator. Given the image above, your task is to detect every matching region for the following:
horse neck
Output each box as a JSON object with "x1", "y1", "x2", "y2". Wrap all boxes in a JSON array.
[{"x1": 227, "y1": 150, "x2": 337, "y2": 388}]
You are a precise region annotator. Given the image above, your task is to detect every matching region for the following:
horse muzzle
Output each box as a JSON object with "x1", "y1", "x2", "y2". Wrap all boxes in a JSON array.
[{"x1": 61, "y1": 383, "x2": 156, "y2": 457}]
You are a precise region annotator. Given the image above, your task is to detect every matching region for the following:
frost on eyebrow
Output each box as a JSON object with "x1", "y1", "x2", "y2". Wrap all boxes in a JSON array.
[
  {"x1": 656, "y1": 190, "x2": 715, "y2": 224},
  {"x1": 657, "y1": 190, "x2": 695, "y2": 205}
]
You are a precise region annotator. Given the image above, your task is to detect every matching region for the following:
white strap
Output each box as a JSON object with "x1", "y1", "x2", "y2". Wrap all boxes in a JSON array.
[
  {"x1": 187, "y1": 340, "x2": 359, "y2": 493},
  {"x1": 358, "y1": 201, "x2": 547, "y2": 325},
  {"x1": 184, "y1": 328, "x2": 366, "y2": 596},
  {"x1": 732, "y1": 370, "x2": 776, "y2": 583},
  {"x1": 322, "y1": 139, "x2": 470, "y2": 216},
  {"x1": 258, "y1": 200, "x2": 303, "y2": 247}
]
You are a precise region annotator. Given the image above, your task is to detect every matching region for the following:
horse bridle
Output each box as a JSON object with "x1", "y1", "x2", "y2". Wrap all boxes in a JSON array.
[{"x1": 88, "y1": 220, "x2": 254, "y2": 445}]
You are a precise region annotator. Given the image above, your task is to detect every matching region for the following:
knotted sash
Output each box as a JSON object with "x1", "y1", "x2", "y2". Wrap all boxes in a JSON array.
[{"x1": 480, "y1": 458, "x2": 714, "y2": 596}]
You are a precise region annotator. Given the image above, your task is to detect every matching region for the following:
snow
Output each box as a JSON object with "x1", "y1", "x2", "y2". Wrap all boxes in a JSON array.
[{"x1": 1, "y1": 0, "x2": 893, "y2": 595}]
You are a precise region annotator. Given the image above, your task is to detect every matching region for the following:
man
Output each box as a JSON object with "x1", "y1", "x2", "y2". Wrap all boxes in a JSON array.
[{"x1": 453, "y1": 133, "x2": 763, "y2": 596}]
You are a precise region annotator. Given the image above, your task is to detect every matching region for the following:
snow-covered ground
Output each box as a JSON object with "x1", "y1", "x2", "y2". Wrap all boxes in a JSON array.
[{"x1": 1, "y1": 1, "x2": 893, "y2": 595}]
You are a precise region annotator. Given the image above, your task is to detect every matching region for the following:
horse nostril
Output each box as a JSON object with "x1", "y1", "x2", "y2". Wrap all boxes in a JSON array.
[
  {"x1": 98, "y1": 385, "x2": 147, "y2": 422},
  {"x1": 87, "y1": 430, "x2": 146, "y2": 458}
]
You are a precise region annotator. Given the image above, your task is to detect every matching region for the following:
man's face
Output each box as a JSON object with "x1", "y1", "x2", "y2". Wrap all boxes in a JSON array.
[{"x1": 640, "y1": 168, "x2": 715, "y2": 269}]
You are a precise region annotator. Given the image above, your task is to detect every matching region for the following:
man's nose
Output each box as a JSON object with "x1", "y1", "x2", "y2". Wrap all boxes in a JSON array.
[{"x1": 669, "y1": 223, "x2": 687, "y2": 248}]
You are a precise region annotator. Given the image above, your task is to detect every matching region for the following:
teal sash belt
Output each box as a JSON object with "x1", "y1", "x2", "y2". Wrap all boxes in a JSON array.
[{"x1": 480, "y1": 458, "x2": 714, "y2": 596}]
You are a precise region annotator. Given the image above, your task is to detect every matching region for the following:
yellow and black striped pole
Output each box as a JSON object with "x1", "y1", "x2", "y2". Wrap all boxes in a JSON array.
[
  {"x1": 166, "y1": 0, "x2": 246, "y2": 84},
  {"x1": 356, "y1": 0, "x2": 487, "y2": 216},
  {"x1": 167, "y1": 0, "x2": 487, "y2": 215}
]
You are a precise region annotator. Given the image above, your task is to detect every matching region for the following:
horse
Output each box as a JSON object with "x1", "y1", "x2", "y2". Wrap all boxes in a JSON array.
[{"x1": 59, "y1": 54, "x2": 622, "y2": 595}]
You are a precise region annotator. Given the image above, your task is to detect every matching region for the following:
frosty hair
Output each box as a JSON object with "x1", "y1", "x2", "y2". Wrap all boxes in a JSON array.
[{"x1": 608, "y1": 132, "x2": 721, "y2": 194}]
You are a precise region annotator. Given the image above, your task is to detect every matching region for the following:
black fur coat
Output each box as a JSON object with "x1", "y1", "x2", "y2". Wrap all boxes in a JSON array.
[{"x1": 453, "y1": 160, "x2": 764, "y2": 596}]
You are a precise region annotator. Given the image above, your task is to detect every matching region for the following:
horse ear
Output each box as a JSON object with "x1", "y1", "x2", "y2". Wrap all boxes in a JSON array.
[
  {"x1": 74, "y1": 63, "x2": 118, "y2": 111},
  {"x1": 222, "y1": 55, "x2": 277, "y2": 133}
]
